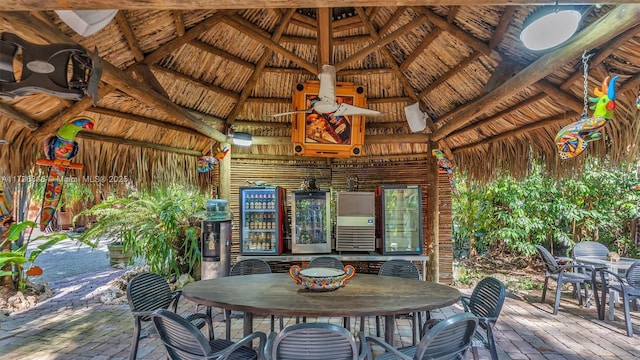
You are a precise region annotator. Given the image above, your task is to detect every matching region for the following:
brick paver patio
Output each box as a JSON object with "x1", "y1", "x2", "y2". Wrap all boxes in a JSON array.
[{"x1": 1, "y1": 268, "x2": 639, "y2": 359}]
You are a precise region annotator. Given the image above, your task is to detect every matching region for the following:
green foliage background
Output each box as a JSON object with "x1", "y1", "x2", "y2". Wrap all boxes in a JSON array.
[{"x1": 453, "y1": 157, "x2": 640, "y2": 259}]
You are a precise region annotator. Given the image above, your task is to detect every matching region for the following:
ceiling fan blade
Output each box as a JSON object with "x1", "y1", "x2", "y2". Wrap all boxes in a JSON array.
[{"x1": 332, "y1": 103, "x2": 384, "y2": 117}]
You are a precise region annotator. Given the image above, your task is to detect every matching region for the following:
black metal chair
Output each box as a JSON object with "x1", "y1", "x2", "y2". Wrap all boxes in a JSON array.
[
  {"x1": 374, "y1": 259, "x2": 423, "y2": 345},
  {"x1": 461, "y1": 277, "x2": 507, "y2": 360},
  {"x1": 308, "y1": 256, "x2": 345, "y2": 270},
  {"x1": 264, "y1": 322, "x2": 369, "y2": 360},
  {"x1": 152, "y1": 309, "x2": 266, "y2": 360},
  {"x1": 536, "y1": 245, "x2": 598, "y2": 315},
  {"x1": 572, "y1": 241, "x2": 610, "y2": 259},
  {"x1": 601, "y1": 260, "x2": 640, "y2": 337},
  {"x1": 126, "y1": 272, "x2": 211, "y2": 360},
  {"x1": 226, "y1": 259, "x2": 282, "y2": 338},
  {"x1": 366, "y1": 312, "x2": 478, "y2": 360}
]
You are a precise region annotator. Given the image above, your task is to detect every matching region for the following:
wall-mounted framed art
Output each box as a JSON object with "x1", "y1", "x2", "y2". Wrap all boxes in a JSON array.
[{"x1": 291, "y1": 81, "x2": 366, "y2": 158}]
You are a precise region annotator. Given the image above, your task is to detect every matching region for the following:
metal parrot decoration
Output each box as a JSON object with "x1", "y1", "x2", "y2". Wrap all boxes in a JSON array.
[
  {"x1": 36, "y1": 116, "x2": 95, "y2": 231},
  {"x1": 197, "y1": 145, "x2": 229, "y2": 173},
  {"x1": 432, "y1": 149, "x2": 459, "y2": 199},
  {"x1": 555, "y1": 76, "x2": 619, "y2": 159}
]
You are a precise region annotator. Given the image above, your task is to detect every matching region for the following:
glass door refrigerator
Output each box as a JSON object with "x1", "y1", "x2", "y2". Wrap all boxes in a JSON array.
[
  {"x1": 291, "y1": 190, "x2": 331, "y2": 254},
  {"x1": 376, "y1": 185, "x2": 423, "y2": 255},
  {"x1": 239, "y1": 186, "x2": 286, "y2": 255}
]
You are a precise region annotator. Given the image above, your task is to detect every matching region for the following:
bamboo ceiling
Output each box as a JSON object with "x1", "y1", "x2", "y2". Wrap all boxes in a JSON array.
[{"x1": 1, "y1": 3, "x2": 639, "y2": 184}]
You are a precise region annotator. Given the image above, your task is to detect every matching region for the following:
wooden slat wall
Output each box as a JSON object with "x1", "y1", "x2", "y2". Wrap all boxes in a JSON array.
[{"x1": 224, "y1": 158, "x2": 453, "y2": 283}]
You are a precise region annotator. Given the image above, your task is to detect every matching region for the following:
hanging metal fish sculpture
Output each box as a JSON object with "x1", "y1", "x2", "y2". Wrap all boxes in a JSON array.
[
  {"x1": 197, "y1": 145, "x2": 229, "y2": 173},
  {"x1": 36, "y1": 116, "x2": 95, "y2": 231},
  {"x1": 555, "y1": 76, "x2": 619, "y2": 159},
  {"x1": 432, "y1": 149, "x2": 459, "y2": 199}
]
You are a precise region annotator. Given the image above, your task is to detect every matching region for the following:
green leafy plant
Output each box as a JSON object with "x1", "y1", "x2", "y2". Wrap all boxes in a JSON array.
[
  {"x1": 0, "y1": 220, "x2": 95, "y2": 291},
  {"x1": 74, "y1": 184, "x2": 206, "y2": 278}
]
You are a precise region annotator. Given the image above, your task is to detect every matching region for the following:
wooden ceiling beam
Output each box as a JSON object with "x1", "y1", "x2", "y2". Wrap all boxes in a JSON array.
[
  {"x1": 418, "y1": 51, "x2": 481, "y2": 99},
  {"x1": 447, "y1": 6, "x2": 460, "y2": 23},
  {"x1": 86, "y1": 107, "x2": 199, "y2": 135},
  {"x1": 0, "y1": 103, "x2": 39, "y2": 130},
  {"x1": 489, "y1": 6, "x2": 516, "y2": 49},
  {"x1": 151, "y1": 65, "x2": 240, "y2": 100},
  {"x1": 131, "y1": 65, "x2": 170, "y2": 98},
  {"x1": 78, "y1": 131, "x2": 202, "y2": 156},
  {"x1": 378, "y1": 7, "x2": 408, "y2": 35},
  {"x1": 453, "y1": 112, "x2": 578, "y2": 153},
  {"x1": 189, "y1": 40, "x2": 256, "y2": 69},
  {"x1": 280, "y1": 35, "x2": 316, "y2": 45},
  {"x1": 335, "y1": 14, "x2": 428, "y2": 71},
  {"x1": 225, "y1": 9, "x2": 297, "y2": 125},
  {"x1": 317, "y1": 8, "x2": 332, "y2": 68},
  {"x1": 432, "y1": 4, "x2": 640, "y2": 142},
  {"x1": 114, "y1": 11, "x2": 144, "y2": 62},
  {"x1": 536, "y1": 80, "x2": 584, "y2": 114},
  {"x1": 173, "y1": 11, "x2": 185, "y2": 36},
  {"x1": 223, "y1": 14, "x2": 316, "y2": 75},
  {"x1": 400, "y1": 28, "x2": 442, "y2": 71}
]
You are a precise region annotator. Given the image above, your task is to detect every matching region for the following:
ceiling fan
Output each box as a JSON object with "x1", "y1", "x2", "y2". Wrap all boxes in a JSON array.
[{"x1": 271, "y1": 64, "x2": 383, "y2": 118}]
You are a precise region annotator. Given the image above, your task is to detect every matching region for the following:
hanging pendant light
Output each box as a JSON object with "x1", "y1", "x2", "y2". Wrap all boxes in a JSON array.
[{"x1": 520, "y1": 6, "x2": 582, "y2": 51}]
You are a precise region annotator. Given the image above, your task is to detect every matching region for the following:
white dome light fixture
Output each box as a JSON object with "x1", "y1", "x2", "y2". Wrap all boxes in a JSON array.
[
  {"x1": 55, "y1": 10, "x2": 118, "y2": 37},
  {"x1": 520, "y1": 7, "x2": 582, "y2": 51}
]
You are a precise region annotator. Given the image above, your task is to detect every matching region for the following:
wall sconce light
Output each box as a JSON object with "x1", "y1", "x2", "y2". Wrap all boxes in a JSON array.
[
  {"x1": 230, "y1": 131, "x2": 253, "y2": 147},
  {"x1": 520, "y1": 7, "x2": 582, "y2": 51}
]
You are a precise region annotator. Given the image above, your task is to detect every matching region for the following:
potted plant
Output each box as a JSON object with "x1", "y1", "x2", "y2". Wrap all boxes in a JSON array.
[{"x1": 74, "y1": 184, "x2": 206, "y2": 278}]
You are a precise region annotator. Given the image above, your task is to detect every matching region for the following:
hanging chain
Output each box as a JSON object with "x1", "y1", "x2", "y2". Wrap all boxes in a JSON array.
[{"x1": 581, "y1": 50, "x2": 593, "y2": 117}]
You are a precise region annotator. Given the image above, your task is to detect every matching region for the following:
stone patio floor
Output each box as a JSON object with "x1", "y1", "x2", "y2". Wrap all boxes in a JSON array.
[{"x1": 1, "y1": 268, "x2": 639, "y2": 360}]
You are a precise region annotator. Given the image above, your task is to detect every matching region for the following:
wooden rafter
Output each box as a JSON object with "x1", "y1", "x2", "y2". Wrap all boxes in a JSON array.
[
  {"x1": 114, "y1": 11, "x2": 144, "y2": 62},
  {"x1": 0, "y1": 103, "x2": 39, "y2": 130},
  {"x1": 418, "y1": 51, "x2": 481, "y2": 99},
  {"x1": 317, "y1": 8, "x2": 332, "y2": 68},
  {"x1": 334, "y1": 15, "x2": 428, "y2": 71},
  {"x1": 78, "y1": 131, "x2": 202, "y2": 156},
  {"x1": 189, "y1": 40, "x2": 256, "y2": 69},
  {"x1": 131, "y1": 65, "x2": 169, "y2": 98},
  {"x1": 86, "y1": 107, "x2": 199, "y2": 135},
  {"x1": 431, "y1": 4, "x2": 640, "y2": 142},
  {"x1": 222, "y1": 14, "x2": 316, "y2": 74},
  {"x1": 489, "y1": 6, "x2": 516, "y2": 49},
  {"x1": 400, "y1": 28, "x2": 442, "y2": 71},
  {"x1": 172, "y1": 11, "x2": 185, "y2": 36},
  {"x1": 151, "y1": 65, "x2": 240, "y2": 100},
  {"x1": 225, "y1": 9, "x2": 297, "y2": 125}
]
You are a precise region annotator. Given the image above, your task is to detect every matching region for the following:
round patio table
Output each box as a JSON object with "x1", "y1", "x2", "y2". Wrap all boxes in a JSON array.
[{"x1": 182, "y1": 273, "x2": 460, "y2": 345}]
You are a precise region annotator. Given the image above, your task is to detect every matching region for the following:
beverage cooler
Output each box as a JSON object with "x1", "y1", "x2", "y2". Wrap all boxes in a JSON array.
[
  {"x1": 376, "y1": 185, "x2": 423, "y2": 255},
  {"x1": 291, "y1": 190, "x2": 331, "y2": 254},
  {"x1": 239, "y1": 186, "x2": 286, "y2": 255}
]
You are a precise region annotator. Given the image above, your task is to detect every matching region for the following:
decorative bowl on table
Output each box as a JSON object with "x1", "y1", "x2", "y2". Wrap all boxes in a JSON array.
[{"x1": 289, "y1": 265, "x2": 356, "y2": 291}]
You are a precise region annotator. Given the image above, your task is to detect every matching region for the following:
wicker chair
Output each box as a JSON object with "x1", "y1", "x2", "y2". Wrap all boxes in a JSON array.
[
  {"x1": 264, "y1": 322, "x2": 369, "y2": 360},
  {"x1": 374, "y1": 260, "x2": 423, "y2": 345},
  {"x1": 601, "y1": 260, "x2": 640, "y2": 337},
  {"x1": 225, "y1": 259, "x2": 282, "y2": 339},
  {"x1": 536, "y1": 245, "x2": 599, "y2": 315},
  {"x1": 366, "y1": 312, "x2": 478, "y2": 360},
  {"x1": 152, "y1": 309, "x2": 266, "y2": 360},
  {"x1": 126, "y1": 272, "x2": 211, "y2": 360}
]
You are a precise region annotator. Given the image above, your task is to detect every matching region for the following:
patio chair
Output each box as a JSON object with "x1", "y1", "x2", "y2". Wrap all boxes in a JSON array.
[
  {"x1": 536, "y1": 245, "x2": 597, "y2": 315},
  {"x1": 225, "y1": 259, "x2": 282, "y2": 338},
  {"x1": 366, "y1": 312, "x2": 478, "y2": 360},
  {"x1": 264, "y1": 322, "x2": 369, "y2": 360},
  {"x1": 152, "y1": 308, "x2": 266, "y2": 360},
  {"x1": 308, "y1": 256, "x2": 345, "y2": 270},
  {"x1": 462, "y1": 277, "x2": 506, "y2": 360},
  {"x1": 601, "y1": 260, "x2": 640, "y2": 337},
  {"x1": 127, "y1": 272, "x2": 211, "y2": 360},
  {"x1": 572, "y1": 241, "x2": 610, "y2": 299},
  {"x1": 374, "y1": 259, "x2": 423, "y2": 345}
]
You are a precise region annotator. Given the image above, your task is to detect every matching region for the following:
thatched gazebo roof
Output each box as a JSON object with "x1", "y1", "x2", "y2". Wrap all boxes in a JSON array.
[{"x1": 1, "y1": 2, "x2": 639, "y2": 185}]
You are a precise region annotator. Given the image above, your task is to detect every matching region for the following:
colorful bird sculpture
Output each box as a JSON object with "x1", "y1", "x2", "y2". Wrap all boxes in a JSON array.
[
  {"x1": 37, "y1": 116, "x2": 95, "y2": 231},
  {"x1": 432, "y1": 149, "x2": 459, "y2": 199},
  {"x1": 555, "y1": 76, "x2": 619, "y2": 159},
  {"x1": 197, "y1": 145, "x2": 229, "y2": 173}
]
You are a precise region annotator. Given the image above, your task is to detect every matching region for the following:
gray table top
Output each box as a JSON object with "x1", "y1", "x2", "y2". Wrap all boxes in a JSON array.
[{"x1": 182, "y1": 273, "x2": 460, "y2": 318}]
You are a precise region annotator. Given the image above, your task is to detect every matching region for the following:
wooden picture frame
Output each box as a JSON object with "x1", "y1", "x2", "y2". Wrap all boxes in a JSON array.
[{"x1": 292, "y1": 81, "x2": 365, "y2": 158}]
